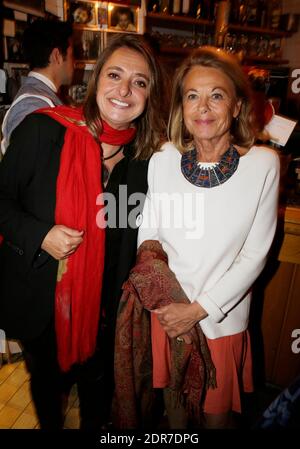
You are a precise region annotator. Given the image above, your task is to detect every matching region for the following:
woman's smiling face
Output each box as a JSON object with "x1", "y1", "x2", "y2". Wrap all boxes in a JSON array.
[
  {"x1": 96, "y1": 47, "x2": 151, "y2": 130},
  {"x1": 182, "y1": 65, "x2": 241, "y2": 144}
]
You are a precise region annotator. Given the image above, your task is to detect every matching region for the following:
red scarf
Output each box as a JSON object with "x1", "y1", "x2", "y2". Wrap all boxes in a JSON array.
[
  {"x1": 35, "y1": 105, "x2": 136, "y2": 372},
  {"x1": 0, "y1": 107, "x2": 135, "y2": 248}
]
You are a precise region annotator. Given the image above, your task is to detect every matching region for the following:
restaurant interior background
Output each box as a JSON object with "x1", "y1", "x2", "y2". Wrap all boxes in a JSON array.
[{"x1": 0, "y1": 0, "x2": 299, "y2": 429}]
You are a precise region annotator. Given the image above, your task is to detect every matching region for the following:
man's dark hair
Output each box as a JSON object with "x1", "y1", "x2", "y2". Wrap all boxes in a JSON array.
[{"x1": 22, "y1": 19, "x2": 73, "y2": 70}]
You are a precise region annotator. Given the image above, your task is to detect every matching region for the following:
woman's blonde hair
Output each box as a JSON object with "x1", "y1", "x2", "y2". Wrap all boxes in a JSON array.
[
  {"x1": 168, "y1": 46, "x2": 256, "y2": 152},
  {"x1": 83, "y1": 34, "x2": 165, "y2": 160}
]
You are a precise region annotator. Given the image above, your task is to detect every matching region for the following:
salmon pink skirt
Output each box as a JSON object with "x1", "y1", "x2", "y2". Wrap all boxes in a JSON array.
[{"x1": 203, "y1": 330, "x2": 254, "y2": 414}]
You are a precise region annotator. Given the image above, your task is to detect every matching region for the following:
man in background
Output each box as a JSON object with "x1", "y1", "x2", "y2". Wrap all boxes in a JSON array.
[{"x1": 1, "y1": 19, "x2": 74, "y2": 154}]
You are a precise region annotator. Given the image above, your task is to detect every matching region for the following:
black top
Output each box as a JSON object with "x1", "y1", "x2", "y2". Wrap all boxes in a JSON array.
[
  {"x1": 0, "y1": 114, "x2": 149, "y2": 341},
  {"x1": 101, "y1": 146, "x2": 132, "y2": 327}
]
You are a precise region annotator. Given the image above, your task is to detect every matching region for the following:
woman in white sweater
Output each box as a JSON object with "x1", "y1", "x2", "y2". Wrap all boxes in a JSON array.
[{"x1": 138, "y1": 47, "x2": 279, "y2": 428}]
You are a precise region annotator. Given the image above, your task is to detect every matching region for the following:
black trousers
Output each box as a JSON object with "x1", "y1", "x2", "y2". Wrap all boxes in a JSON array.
[{"x1": 21, "y1": 320, "x2": 114, "y2": 430}]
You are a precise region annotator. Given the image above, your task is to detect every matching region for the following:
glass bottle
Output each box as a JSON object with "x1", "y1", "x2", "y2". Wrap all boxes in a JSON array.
[
  {"x1": 238, "y1": 1, "x2": 248, "y2": 25},
  {"x1": 160, "y1": 0, "x2": 170, "y2": 14},
  {"x1": 215, "y1": 0, "x2": 230, "y2": 47},
  {"x1": 182, "y1": 0, "x2": 192, "y2": 15},
  {"x1": 246, "y1": 0, "x2": 258, "y2": 26},
  {"x1": 172, "y1": 0, "x2": 182, "y2": 15},
  {"x1": 268, "y1": 0, "x2": 282, "y2": 29},
  {"x1": 229, "y1": 0, "x2": 241, "y2": 24},
  {"x1": 192, "y1": 1, "x2": 203, "y2": 19},
  {"x1": 257, "y1": 0, "x2": 268, "y2": 27},
  {"x1": 148, "y1": 1, "x2": 160, "y2": 13},
  {"x1": 224, "y1": 32, "x2": 232, "y2": 52}
]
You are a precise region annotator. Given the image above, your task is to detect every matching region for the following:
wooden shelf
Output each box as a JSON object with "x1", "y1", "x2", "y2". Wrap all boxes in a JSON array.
[
  {"x1": 73, "y1": 24, "x2": 101, "y2": 31},
  {"x1": 158, "y1": 47, "x2": 289, "y2": 65},
  {"x1": 74, "y1": 60, "x2": 96, "y2": 69},
  {"x1": 146, "y1": 14, "x2": 291, "y2": 37},
  {"x1": 73, "y1": 24, "x2": 138, "y2": 35},
  {"x1": 244, "y1": 56, "x2": 289, "y2": 65},
  {"x1": 228, "y1": 24, "x2": 292, "y2": 38},
  {"x1": 147, "y1": 12, "x2": 213, "y2": 27},
  {"x1": 159, "y1": 46, "x2": 193, "y2": 55}
]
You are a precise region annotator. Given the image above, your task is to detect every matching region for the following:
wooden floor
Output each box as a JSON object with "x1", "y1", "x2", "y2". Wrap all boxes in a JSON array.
[
  {"x1": 0, "y1": 356, "x2": 282, "y2": 430},
  {"x1": 0, "y1": 358, "x2": 80, "y2": 429}
]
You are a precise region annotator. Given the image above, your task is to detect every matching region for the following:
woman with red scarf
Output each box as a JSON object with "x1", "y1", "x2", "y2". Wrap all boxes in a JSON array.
[{"x1": 0, "y1": 34, "x2": 164, "y2": 429}]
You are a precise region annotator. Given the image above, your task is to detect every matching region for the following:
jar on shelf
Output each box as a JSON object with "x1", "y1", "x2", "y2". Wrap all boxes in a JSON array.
[
  {"x1": 268, "y1": 38, "x2": 281, "y2": 59},
  {"x1": 268, "y1": 0, "x2": 282, "y2": 29},
  {"x1": 192, "y1": 1, "x2": 201, "y2": 19},
  {"x1": 160, "y1": 0, "x2": 170, "y2": 14},
  {"x1": 148, "y1": 1, "x2": 160, "y2": 13},
  {"x1": 172, "y1": 0, "x2": 181, "y2": 15},
  {"x1": 246, "y1": 0, "x2": 259, "y2": 26},
  {"x1": 257, "y1": 36, "x2": 269, "y2": 57},
  {"x1": 181, "y1": 0, "x2": 192, "y2": 16},
  {"x1": 215, "y1": 0, "x2": 230, "y2": 47},
  {"x1": 238, "y1": 1, "x2": 248, "y2": 25},
  {"x1": 248, "y1": 35, "x2": 258, "y2": 56},
  {"x1": 257, "y1": 0, "x2": 268, "y2": 28}
]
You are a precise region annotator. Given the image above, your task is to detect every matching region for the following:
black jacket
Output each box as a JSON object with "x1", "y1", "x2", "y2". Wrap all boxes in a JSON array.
[{"x1": 0, "y1": 114, "x2": 149, "y2": 341}]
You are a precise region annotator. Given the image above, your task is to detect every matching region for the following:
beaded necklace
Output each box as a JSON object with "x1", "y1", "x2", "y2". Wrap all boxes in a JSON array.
[{"x1": 181, "y1": 144, "x2": 240, "y2": 188}]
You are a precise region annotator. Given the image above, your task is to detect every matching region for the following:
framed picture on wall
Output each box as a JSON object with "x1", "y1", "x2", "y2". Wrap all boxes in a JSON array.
[
  {"x1": 3, "y1": 62, "x2": 29, "y2": 92},
  {"x1": 4, "y1": 36, "x2": 23, "y2": 61},
  {"x1": 2, "y1": 18, "x2": 28, "y2": 62},
  {"x1": 69, "y1": 0, "x2": 97, "y2": 27},
  {"x1": 98, "y1": 2, "x2": 108, "y2": 29},
  {"x1": 108, "y1": 3, "x2": 138, "y2": 33},
  {"x1": 73, "y1": 28, "x2": 101, "y2": 60}
]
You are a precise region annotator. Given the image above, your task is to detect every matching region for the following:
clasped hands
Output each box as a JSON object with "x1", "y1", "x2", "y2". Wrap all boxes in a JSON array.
[
  {"x1": 41, "y1": 225, "x2": 84, "y2": 260},
  {"x1": 152, "y1": 302, "x2": 208, "y2": 341}
]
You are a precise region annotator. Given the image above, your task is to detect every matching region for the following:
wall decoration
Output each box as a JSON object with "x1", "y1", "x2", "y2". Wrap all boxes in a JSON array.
[
  {"x1": 69, "y1": 0, "x2": 97, "y2": 26},
  {"x1": 108, "y1": 3, "x2": 138, "y2": 33}
]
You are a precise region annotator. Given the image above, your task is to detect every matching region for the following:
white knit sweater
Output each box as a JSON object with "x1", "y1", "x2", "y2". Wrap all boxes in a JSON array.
[{"x1": 138, "y1": 142, "x2": 280, "y2": 339}]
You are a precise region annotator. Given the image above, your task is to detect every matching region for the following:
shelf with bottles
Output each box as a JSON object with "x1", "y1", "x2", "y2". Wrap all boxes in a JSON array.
[
  {"x1": 147, "y1": 0, "x2": 216, "y2": 26},
  {"x1": 222, "y1": 29, "x2": 289, "y2": 65},
  {"x1": 149, "y1": 27, "x2": 215, "y2": 54},
  {"x1": 72, "y1": 24, "x2": 142, "y2": 35},
  {"x1": 243, "y1": 56, "x2": 289, "y2": 65},
  {"x1": 74, "y1": 60, "x2": 96, "y2": 68},
  {"x1": 158, "y1": 46, "x2": 195, "y2": 55},
  {"x1": 73, "y1": 26, "x2": 118, "y2": 65},
  {"x1": 146, "y1": 1, "x2": 215, "y2": 57},
  {"x1": 157, "y1": 48, "x2": 288, "y2": 65},
  {"x1": 228, "y1": 0, "x2": 296, "y2": 37},
  {"x1": 154, "y1": 32, "x2": 287, "y2": 64},
  {"x1": 228, "y1": 23, "x2": 292, "y2": 38},
  {"x1": 72, "y1": 23, "x2": 102, "y2": 32},
  {"x1": 244, "y1": 56, "x2": 289, "y2": 65},
  {"x1": 146, "y1": 12, "x2": 213, "y2": 27}
]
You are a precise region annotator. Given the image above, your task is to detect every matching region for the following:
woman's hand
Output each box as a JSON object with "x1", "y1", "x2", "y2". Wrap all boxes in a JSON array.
[
  {"x1": 41, "y1": 225, "x2": 84, "y2": 260},
  {"x1": 152, "y1": 302, "x2": 208, "y2": 339}
]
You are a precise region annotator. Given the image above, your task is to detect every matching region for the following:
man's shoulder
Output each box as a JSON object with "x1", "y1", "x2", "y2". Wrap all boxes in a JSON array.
[
  {"x1": 15, "y1": 77, "x2": 61, "y2": 104},
  {"x1": 3, "y1": 95, "x2": 57, "y2": 139},
  {"x1": 21, "y1": 112, "x2": 66, "y2": 130},
  {"x1": 12, "y1": 113, "x2": 66, "y2": 143}
]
